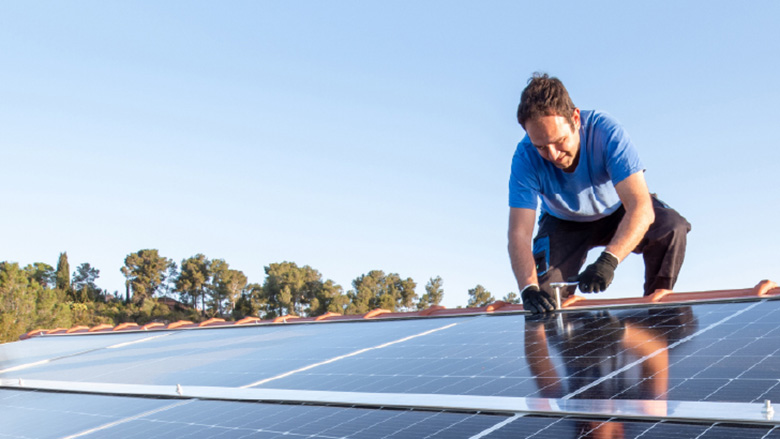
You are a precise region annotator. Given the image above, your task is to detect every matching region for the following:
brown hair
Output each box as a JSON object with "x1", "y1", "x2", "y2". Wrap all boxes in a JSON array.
[{"x1": 517, "y1": 73, "x2": 576, "y2": 129}]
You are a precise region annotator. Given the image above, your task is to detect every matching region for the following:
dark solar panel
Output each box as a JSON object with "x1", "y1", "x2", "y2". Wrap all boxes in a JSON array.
[
  {"x1": 2, "y1": 298, "x2": 780, "y2": 437},
  {"x1": 481, "y1": 415, "x2": 780, "y2": 439},
  {"x1": 0, "y1": 389, "x2": 509, "y2": 438},
  {"x1": 241, "y1": 300, "x2": 780, "y2": 404},
  {"x1": 0, "y1": 388, "x2": 174, "y2": 439},
  {"x1": 0, "y1": 331, "x2": 166, "y2": 373},
  {"x1": 4, "y1": 317, "x2": 471, "y2": 387}
]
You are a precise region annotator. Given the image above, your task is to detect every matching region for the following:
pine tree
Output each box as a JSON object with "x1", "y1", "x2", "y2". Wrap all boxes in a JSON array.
[
  {"x1": 56, "y1": 252, "x2": 70, "y2": 292},
  {"x1": 467, "y1": 284, "x2": 495, "y2": 308},
  {"x1": 121, "y1": 249, "x2": 174, "y2": 305}
]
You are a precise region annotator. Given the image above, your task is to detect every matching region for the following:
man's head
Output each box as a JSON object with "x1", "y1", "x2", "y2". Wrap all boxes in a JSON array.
[
  {"x1": 517, "y1": 73, "x2": 581, "y2": 172},
  {"x1": 517, "y1": 73, "x2": 577, "y2": 129}
]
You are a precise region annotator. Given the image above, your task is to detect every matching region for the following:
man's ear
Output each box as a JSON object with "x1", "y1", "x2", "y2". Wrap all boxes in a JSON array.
[{"x1": 571, "y1": 108, "x2": 581, "y2": 130}]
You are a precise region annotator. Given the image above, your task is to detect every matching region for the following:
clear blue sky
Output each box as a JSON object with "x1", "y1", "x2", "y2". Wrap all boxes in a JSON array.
[{"x1": 2, "y1": 1, "x2": 779, "y2": 308}]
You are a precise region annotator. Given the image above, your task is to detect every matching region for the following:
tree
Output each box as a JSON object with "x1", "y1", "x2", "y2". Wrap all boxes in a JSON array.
[
  {"x1": 233, "y1": 283, "x2": 266, "y2": 319},
  {"x1": 176, "y1": 254, "x2": 210, "y2": 312},
  {"x1": 262, "y1": 262, "x2": 326, "y2": 317},
  {"x1": 467, "y1": 284, "x2": 495, "y2": 308},
  {"x1": 502, "y1": 292, "x2": 520, "y2": 304},
  {"x1": 0, "y1": 262, "x2": 36, "y2": 342},
  {"x1": 34, "y1": 278, "x2": 73, "y2": 330},
  {"x1": 24, "y1": 263, "x2": 55, "y2": 289},
  {"x1": 55, "y1": 252, "x2": 70, "y2": 292},
  {"x1": 209, "y1": 259, "x2": 247, "y2": 318},
  {"x1": 417, "y1": 276, "x2": 444, "y2": 310},
  {"x1": 347, "y1": 270, "x2": 417, "y2": 314},
  {"x1": 309, "y1": 279, "x2": 348, "y2": 316},
  {"x1": 258, "y1": 262, "x2": 347, "y2": 318},
  {"x1": 120, "y1": 249, "x2": 174, "y2": 305},
  {"x1": 72, "y1": 263, "x2": 102, "y2": 302}
]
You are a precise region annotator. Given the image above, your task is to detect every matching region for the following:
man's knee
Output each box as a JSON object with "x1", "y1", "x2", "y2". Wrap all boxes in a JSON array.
[{"x1": 648, "y1": 205, "x2": 691, "y2": 244}]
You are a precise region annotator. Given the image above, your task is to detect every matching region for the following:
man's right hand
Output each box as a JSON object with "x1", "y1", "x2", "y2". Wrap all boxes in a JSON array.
[{"x1": 521, "y1": 285, "x2": 556, "y2": 314}]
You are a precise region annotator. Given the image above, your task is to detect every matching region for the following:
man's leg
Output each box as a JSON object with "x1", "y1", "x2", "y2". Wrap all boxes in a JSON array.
[
  {"x1": 634, "y1": 197, "x2": 692, "y2": 296},
  {"x1": 534, "y1": 211, "x2": 624, "y2": 299}
]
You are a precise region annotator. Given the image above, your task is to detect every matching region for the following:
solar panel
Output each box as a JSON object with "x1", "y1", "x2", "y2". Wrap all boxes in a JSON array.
[
  {"x1": 0, "y1": 388, "x2": 508, "y2": 438},
  {"x1": 2, "y1": 296, "x2": 780, "y2": 437},
  {"x1": 0, "y1": 388, "x2": 174, "y2": 438},
  {"x1": 5, "y1": 317, "x2": 469, "y2": 387},
  {"x1": 479, "y1": 415, "x2": 779, "y2": 438}
]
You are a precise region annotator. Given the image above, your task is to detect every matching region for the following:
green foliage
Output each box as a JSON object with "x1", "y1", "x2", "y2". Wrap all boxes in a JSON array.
[
  {"x1": 176, "y1": 255, "x2": 249, "y2": 318},
  {"x1": 121, "y1": 249, "x2": 174, "y2": 305},
  {"x1": 310, "y1": 279, "x2": 348, "y2": 316},
  {"x1": 417, "y1": 276, "x2": 444, "y2": 310},
  {"x1": 346, "y1": 270, "x2": 417, "y2": 314},
  {"x1": 0, "y1": 262, "x2": 74, "y2": 342},
  {"x1": 56, "y1": 252, "x2": 70, "y2": 291},
  {"x1": 24, "y1": 262, "x2": 55, "y2": 289},
  {"x1": 0, "y1": 262, "x2": 37, "y2": 341},
  {"x1": 176, "y1": 254, "x2": 210, "y2": 311},
  {"x1": 0, "y1": 250, "x2": 502, "y2": 344},
  {"x1": 233, "y1": 283, "x2": 265, "y2": 319},
  {"x1": 256, "y1": 262, "x2": 347, "y2": 319},
  {"x1": 72, "y1": 263, "x2": 102, "y2": 302},
  {"x1": 35, "y1": 285, "x2": 73, "y2": 330},
  {"x1": 467, "y1": 284, "x2": 495, "y2": 308},
  {"x1": 502, "y1": 292, "x2": 520, "y2": 304},
  {"x1": 262, "y1": 262, "x2": 332, "y2": 318},
  {"x1": 209, "y1": 259, "x2": 247, "y2": 318}
]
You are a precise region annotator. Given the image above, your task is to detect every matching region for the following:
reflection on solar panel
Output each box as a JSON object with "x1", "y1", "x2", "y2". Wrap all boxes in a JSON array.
[{"x1": 2, "y1": 284, "x2": 780, "y2": 438}]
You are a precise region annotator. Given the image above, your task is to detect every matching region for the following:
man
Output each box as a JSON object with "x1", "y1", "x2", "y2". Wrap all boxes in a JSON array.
[{"x1": 508, "y1": 73, "x2": 691, "y2": 314}]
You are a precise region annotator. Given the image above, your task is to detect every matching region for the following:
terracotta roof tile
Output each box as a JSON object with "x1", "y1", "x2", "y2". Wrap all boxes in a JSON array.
[{"x1": 17, "y1": 280, "x2": 779, "y2": 341}]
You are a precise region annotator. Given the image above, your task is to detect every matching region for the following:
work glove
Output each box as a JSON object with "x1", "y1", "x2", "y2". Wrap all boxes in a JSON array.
[
  {"x1": 521, "y1": 285, "x2": 556, "y2": 314},
  {"x1": 577, "y1": 252, "x2": 619, "y2": 293}
]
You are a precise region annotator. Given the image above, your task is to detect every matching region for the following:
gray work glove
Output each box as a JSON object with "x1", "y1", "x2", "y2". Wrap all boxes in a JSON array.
[{"x1": 521, "y1": 285, "x2": 556, "y2": 314}]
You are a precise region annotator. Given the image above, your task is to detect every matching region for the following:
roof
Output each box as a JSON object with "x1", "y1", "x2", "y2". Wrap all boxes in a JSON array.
[{"x1": 1, "y1": 280, "x2": 780, "y2": 438}]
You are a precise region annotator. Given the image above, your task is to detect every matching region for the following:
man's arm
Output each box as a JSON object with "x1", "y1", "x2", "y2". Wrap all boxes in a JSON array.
[
  {"x1": 509, "y1": 207, "x2": 556, "y2": 313},
  {"x1": 605, "y1": 171, "x2": 655, "y2": 261},
  {"x1": 508, "y1": 207, "x2": 538, "y2": 289},
  {"x1": 578, "y1": 171, "x2": 654, "y2": 293}
]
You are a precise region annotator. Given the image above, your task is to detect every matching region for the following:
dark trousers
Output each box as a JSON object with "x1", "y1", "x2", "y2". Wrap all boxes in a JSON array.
[{"x1": 533, "y1": 196, "x2": 691, "y2": 297}]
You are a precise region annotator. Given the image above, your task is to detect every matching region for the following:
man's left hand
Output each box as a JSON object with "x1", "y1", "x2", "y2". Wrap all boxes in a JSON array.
[{"x1": 578, "y1": 252, "x2": 619, "y2": 293}]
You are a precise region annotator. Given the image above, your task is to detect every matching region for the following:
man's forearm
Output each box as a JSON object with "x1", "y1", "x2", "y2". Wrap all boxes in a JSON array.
[
  {"x1": 605, "y1": 204, "x2": 654, "y2": 262},
  {"x1": 508, "y1": 207, "x2": 540, "y2": 290},
  {"x1": 509, "y1": 236, "x2": 538, "y2": 289}
]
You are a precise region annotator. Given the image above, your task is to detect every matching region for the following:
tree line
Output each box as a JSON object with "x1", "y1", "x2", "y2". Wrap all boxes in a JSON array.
[{"x1": 0, "y1": 250, "x2": 518, "y2": 343}]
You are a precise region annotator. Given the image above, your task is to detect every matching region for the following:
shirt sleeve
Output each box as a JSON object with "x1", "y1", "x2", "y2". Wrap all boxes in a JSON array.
[
  {"x1": 596, "y1": 113, "x2": 645, "y2": 185},
  {"x1": 508, "y1": 141, "x2": 541, "y2": 210}
]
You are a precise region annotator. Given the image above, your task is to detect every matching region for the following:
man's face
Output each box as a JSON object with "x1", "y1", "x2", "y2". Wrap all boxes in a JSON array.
[{"x1": 524, "y1": 109, "x2": 581, "y2": 172}]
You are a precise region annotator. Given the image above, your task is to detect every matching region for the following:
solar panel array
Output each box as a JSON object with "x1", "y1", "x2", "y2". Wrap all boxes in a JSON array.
[{"x1": 2, "y1": 297, "x2": 780, "y2": 438}]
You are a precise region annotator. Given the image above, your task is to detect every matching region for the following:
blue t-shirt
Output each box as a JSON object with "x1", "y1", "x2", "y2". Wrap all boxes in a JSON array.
[{"x1": 508, "y1": 110, "x2": 644, "y2": 222}]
